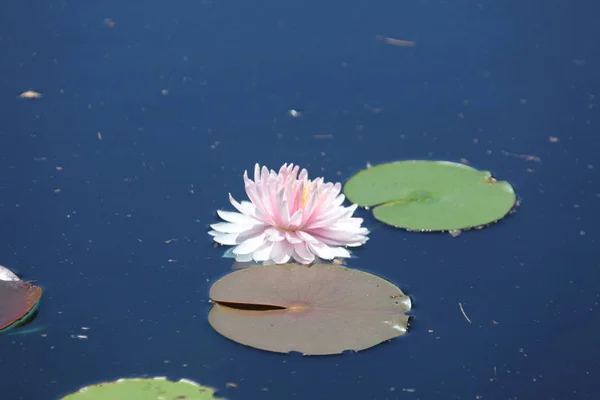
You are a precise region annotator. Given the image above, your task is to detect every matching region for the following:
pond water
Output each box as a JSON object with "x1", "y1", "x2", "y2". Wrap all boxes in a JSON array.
[{"x1": 1, "y1": 0, "x2": 599, "y2": 399}]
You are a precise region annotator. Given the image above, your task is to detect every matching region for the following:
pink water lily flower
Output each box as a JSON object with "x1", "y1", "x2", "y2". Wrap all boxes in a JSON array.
[{"x1": 209, "y1": 163, "x2": 369, "y2": 265}]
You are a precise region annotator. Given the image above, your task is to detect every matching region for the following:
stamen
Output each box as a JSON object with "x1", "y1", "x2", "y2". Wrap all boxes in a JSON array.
[{"x1": 301, "y1": 183, "x2": 311, "y2": 208}]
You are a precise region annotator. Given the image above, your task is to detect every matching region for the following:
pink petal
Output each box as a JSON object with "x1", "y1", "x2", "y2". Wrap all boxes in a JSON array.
[
  {"x1": 271, "y1": 240, "x2": 293, "y2": 264},
  {"x1": 228, "y1": 194, "x2": 255, "y2": 216},
  {"x1": 297, "y1": 230, "x2": 319, "y2": 243},
  {"x1": 293, "y1": 242, "x2": 315, "y2": 263},
  {"x1": 260, "y1": 165, "x2": 269, "y2": 182},
  {"x1": 245, "y1": 185, "x2": 269, "y2": 220},
  {"x1": 288, "y1": 209, "x2": 303, "y2": 229},
  {"x1": 265, "y1": 227, "x2": 285, "y2": 242},
  {"x1": 306, "y1": 231, "x2": 356, "y2": 246},
  {"x1": 276, "y1": 190, "x2": 290, "y2": 227},
  {"x1": 285, "y1": 231, "x2": 303, "y2": 244}
]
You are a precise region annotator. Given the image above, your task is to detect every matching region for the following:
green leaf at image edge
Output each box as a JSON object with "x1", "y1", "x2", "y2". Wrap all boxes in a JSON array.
[
  {"x1": 60, "y1": 377, "x2": 223, "y2": 400},
  {"x1": 344, "y1": 160, "x2": 517, "y2": 231}
]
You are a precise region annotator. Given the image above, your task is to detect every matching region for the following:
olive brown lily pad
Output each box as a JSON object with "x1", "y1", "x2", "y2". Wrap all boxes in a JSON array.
[
  {"x1": 60, "y1": 377, "x2": 222, "y2": 400},
  {"x1": 0, "y1": 266, "x2": 43, "y2": 333},
  {"x1": 344, "y1": 160, "x2": 517, "y2": 231},
  {"x1": 208, "y1": 263, "x2": 411, "y2": 355}
]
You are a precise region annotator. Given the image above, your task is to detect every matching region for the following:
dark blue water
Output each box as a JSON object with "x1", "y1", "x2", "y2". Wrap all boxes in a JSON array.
[{"x1": 1, "y1": 0, "x2": 599, "y2": 399}]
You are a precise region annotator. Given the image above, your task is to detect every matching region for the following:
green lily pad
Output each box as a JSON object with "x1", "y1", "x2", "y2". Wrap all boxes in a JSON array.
[
  {"x1": 60, "y1": 377, "x2": 222, "y2": 400},
  {"x1": 208, "y1": 263, "x2": 411, "y2": 355},
  {"x1": 344, "y1": 160, "x2": 517, "y2": 231}
]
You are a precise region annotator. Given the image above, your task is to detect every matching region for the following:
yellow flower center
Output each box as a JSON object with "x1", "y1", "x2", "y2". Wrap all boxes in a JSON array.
[{"x1": 301, "y1": 184, "x2": 310, "y2": 208}]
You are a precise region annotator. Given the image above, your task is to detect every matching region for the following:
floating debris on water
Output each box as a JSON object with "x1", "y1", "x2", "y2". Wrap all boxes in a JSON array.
[{"x1": 18, "y1": 90, "x2": 42, "y2": 99}]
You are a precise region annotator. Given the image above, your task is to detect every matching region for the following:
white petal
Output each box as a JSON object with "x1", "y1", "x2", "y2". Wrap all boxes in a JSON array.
[
  {"x1": 329, "y1": 246, "x2": 352, "y2": 258},
  {"x1": 213, "y1": 233, "x2": 242, "y2": 245},
  {"x1": 216, "y1": 210, "x2": 256, "y2": 224},
  {"x1": 308, "y1": 242, "x2": 351, "y2": 260},
  {"x1": 332, "y1": 193, "x2": 345, "y2": 207},
  {"x1": 232, "y1": 233, "x2": 267, "y2": 255},
  {"x1": 345, "y1": 233, "x2": 369, "y2": 247},
  {"x1": 0, "y1": 265, "x2": 19, "y2": 281},
  {"x1": 210, "y1": 222, "x2": 256, "y2": 234},
  {"x1": 308, "y1": 227, "x2": 368, "y2": 246},
  {"x1": 333, "y1": 217, "x2": 366, "y2": 230},
  {"x1": 253, "y1": 164, "x2": 261, "y2": 183},
  {"x1": 252, "y1": 242, "x2": 274, "y2": 262}
]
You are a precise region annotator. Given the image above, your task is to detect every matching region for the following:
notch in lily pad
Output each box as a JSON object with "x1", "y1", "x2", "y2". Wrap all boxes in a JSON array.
[
  {"x1": 208, "y1": 263, "x2": 412, "y2": 355},
  {"x1": 344, "y1": 160, "x2": 517, "y2": 232},
  {"x1": 60, "y1": 377, "x2": 222, "y2": 400},
  {"x1": 0, "y1": 265, "x2": 43, "y2": 334}
]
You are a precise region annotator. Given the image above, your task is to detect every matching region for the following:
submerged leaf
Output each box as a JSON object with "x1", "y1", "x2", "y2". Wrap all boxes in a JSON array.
[
  {"x1": 344, "y1": 160, "x2": 517, "y2": 231},
  {"x1": 208, "y1": 263, "x2": 411, "y2": 355}
]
